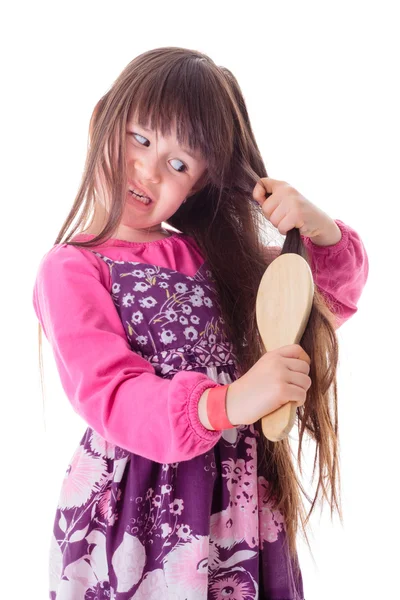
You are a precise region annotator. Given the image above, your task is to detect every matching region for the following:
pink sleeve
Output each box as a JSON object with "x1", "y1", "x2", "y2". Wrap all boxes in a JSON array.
[
  {"x1": 301, "y1": 219, "x2": 369, "y2": 328},
  {"x1": 33, "y1": 243, "x2": 222, "y2": 463},
  {"x1": 264, "y1": 219, "x2": 369, "y2": 328}
]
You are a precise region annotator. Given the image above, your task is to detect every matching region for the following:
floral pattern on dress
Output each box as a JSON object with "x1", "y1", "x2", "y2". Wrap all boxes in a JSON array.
[
  {"x1": 49, "y1": 253, "x2": 304, "y2": 600},
  {"x1": 96, "y1": 255, "x2": 238, "y2": 378}
]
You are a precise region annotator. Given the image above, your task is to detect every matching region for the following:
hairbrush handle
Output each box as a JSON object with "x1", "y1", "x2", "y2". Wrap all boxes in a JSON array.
[{"x1": 256, "y1": 253, "x2": 314, "y2": 442}]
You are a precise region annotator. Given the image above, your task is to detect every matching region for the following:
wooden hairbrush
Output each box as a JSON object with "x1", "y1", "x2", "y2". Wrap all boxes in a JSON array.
[{"x1": 255, "y1": 252, "x2": 314, "y2": 442}]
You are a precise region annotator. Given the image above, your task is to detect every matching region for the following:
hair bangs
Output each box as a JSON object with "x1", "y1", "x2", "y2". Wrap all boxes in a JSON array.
[{"x1": 127, "y1": 58, "x2": 235, "y2": 186}]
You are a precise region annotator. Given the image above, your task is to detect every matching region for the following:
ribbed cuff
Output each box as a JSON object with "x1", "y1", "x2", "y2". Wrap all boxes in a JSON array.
[
  {"x1": 301, "y1": 219, "x2": 350, "y2": 255},
  {"x1": 186, "y1": 379, "x2": 223, "y2": 441}
]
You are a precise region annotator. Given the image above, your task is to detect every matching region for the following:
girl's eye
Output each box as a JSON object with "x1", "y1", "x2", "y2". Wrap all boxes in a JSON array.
[
  {"x1": 133, "y1": 133, "x2": 149, "y2": 146},
  {"x1": 170, "y1": 159, "x2": 187, "y2": 173},
  {"x1": 132, "y1": 133, "x2": 188, "y2": 173}
]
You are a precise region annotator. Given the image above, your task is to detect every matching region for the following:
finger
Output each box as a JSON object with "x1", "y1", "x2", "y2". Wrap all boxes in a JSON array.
[
  {"x1": 284, "y1": 357, "x2": 311, "y2": 375},
  {"x1": 286, "y1": 344, "x2": 310, "y2": 363},
  {"x1": 252, "y1": 177, "x2": 284, "y2": 205},
  {"x1": 287, "y1": 370, "x2": 312, "y2": 389},
  {"x1": 274, "y1": 345, "x2": 311, "y2": 365},
  {"x1": 280, "y1": 384, "x2": 307, "y2": 406},
  {"x1": 252, "y1": 180, "x2": 271, "y2": 206},
  {"x1": 256, "y1": 177, "x2": 285, "y2": 195},
  {"x1": 275, "y1": 212, "x2": 305, "y2": 235},
  {"x1": 268, "y1": 203, "x2": 292, "y2": 230},
  {"x1": 262, "y1": 195, "x2": 281, "y2": 220}
]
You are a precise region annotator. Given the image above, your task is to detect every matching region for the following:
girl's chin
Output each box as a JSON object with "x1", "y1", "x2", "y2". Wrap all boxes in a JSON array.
[{"x1": 120, "y1": 210, "x2": 161, "y2": 230}]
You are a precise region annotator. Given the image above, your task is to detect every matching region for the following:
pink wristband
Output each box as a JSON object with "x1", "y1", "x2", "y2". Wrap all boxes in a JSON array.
[{"x1": 207, "y1": 385, "x2": 235, "y2": 430}]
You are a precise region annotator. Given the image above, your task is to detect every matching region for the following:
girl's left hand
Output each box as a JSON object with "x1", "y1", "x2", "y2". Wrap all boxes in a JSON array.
[{"x1": 253, "y1": 176, "x2": 338, "y2": 240}]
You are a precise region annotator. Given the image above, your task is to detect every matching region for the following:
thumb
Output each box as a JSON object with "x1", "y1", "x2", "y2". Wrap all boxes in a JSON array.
[{"x1": 253, "y1": 179, "x2": 273, "y2": 206}]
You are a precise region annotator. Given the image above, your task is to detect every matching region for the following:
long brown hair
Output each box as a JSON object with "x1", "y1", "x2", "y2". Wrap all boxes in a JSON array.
[{"x1": 38, "y1": 47, "x2": 342, "y2": 564}]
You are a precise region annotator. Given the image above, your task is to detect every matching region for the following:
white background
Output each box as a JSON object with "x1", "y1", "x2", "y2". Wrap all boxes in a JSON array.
[{"x1": 2, "y1": 0, "x2": 399, "y2": 597}]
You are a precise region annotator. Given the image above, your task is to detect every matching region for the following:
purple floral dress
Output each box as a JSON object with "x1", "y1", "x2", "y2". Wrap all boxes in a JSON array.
[{"x1": 49, "y1": 250, "x2": 304, "y2": 600}]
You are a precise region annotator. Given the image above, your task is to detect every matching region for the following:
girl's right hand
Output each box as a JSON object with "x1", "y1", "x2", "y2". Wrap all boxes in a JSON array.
[{"x1": 226, "y1": 344, "x2": 312, "y2": 426}]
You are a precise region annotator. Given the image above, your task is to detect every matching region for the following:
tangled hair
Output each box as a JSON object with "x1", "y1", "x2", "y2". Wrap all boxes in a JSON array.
[{"x1": 38, "y1": 47, "x2": 343, "y2": 566}]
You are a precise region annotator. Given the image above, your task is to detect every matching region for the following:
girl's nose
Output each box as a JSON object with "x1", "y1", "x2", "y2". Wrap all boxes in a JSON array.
[{"x1": 134, "y1": 157, "x2": 161, "y2": 184}]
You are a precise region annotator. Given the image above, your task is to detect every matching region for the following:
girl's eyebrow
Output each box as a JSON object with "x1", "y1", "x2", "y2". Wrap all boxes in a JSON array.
[{"x1": 133, "y1": 124, "x2": 199, "y2": 161}]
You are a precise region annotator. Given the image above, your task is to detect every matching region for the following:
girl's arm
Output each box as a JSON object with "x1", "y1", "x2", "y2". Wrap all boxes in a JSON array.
[
  {"x1": 265, "y1": 219, "x2": 369, "y2": 329},
  {"x1": 33, "y1": 244, "x2": 222, "y2": 463}
]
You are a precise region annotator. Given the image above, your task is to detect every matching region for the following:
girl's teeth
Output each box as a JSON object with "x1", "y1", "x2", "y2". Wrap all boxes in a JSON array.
[{"x1": 129, "y1": 190, "x2": 151, "y2": 204}]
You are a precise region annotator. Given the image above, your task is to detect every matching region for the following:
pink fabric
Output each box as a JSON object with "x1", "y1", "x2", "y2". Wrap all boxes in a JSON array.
[
  {"x1": 32, "y1": 220, "x2": 368, "y2": 462},
  {"x1": 300, "y1": 219, "x2": 369, "y2": 327}
]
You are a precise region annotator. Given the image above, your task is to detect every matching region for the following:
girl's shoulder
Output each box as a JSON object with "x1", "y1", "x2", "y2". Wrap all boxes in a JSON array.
[
  {"x1": 34, "y1": 241, "x2": 112, "y2": 292},
  {"x1": 37, "y1": 239, "x2": 105, "y2": 267}
]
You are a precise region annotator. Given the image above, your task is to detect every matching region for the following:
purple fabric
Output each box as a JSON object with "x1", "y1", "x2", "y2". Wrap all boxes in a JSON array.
[{"x1": 48, "y1": 251, "x2": 304, "y2": 599}]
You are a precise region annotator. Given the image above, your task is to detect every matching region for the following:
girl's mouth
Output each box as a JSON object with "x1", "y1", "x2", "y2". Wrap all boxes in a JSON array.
[{"x1": 128, "y1": 189, "x2": 152, "y2": 205}]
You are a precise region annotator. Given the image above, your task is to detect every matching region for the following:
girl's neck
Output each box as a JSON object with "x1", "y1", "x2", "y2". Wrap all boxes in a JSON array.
[
  {"x1": 81, "y1": 206, "x2": 173, "y2": 243},
  {"x1": 81, "y1": 225, "x2": 173, "y2": 243}
]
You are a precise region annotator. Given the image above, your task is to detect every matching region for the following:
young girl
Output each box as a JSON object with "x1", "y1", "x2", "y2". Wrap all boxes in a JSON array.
[{"x1": 33, "y1": 47, "x2": 369, "y2": 600}]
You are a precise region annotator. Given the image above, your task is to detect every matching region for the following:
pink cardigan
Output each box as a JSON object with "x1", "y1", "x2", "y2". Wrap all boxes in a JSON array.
[{"x1": 32, "y1": 219, "x2": 369, "y2": 462}]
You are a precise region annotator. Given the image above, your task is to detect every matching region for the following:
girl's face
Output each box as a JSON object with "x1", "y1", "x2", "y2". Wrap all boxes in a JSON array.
[{"x1": 101, "y1": 116, "x2": 208, "y2": 240}]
